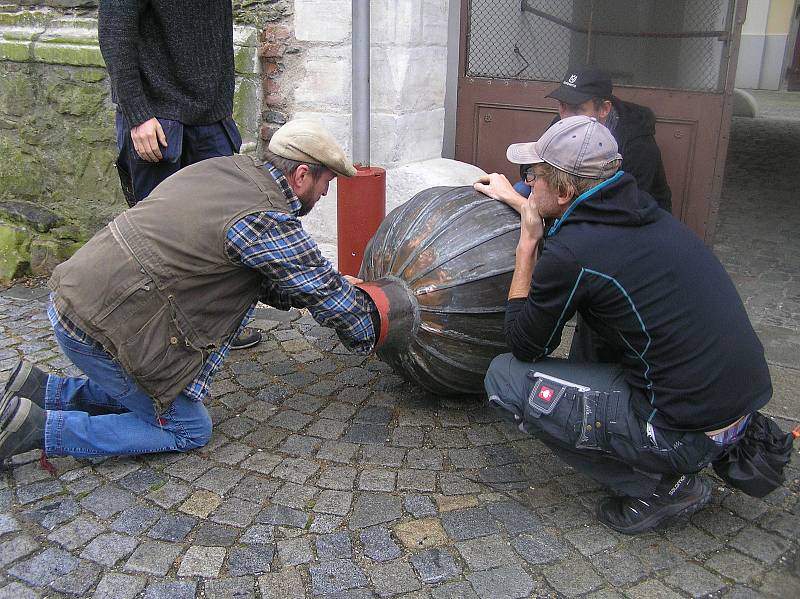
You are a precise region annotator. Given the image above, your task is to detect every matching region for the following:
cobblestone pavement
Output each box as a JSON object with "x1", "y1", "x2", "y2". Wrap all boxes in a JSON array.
[{"x1": 1, "y1": 108, "x2": 799, "y2": 597}]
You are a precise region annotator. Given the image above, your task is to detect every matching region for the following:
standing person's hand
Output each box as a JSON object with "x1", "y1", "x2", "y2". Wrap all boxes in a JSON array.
[
  {"x1": 343, "y1": 275, "x2": 363, "y2": 285},
  {"x1": 131, "y1": 117, "x2": 167, "y2": 162}
]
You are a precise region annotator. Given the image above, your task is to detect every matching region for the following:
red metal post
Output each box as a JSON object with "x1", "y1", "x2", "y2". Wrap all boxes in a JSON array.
[{"x1": 336, "y1": 165, "x2": 386, "y2": 276}]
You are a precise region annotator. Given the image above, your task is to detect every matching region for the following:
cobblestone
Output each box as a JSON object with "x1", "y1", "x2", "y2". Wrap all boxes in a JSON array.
[{"x1": 1, "y1": 109, "x2": 799, "y2": 596}]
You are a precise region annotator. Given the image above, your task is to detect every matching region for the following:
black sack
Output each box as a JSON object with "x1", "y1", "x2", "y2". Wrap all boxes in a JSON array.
[{"x1": 712, "y1": 412, "x2": 795, "y2": 498}]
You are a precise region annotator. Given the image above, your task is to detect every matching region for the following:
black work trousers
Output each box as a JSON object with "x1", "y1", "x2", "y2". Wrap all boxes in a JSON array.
[{"x1": 484, "y1": 354, "x2": 719, "y2": 497}]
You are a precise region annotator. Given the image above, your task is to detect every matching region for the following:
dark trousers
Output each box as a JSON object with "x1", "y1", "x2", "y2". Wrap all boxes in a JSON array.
[
  {"x1": 484, "y1": 354, "x2": 719, "y2": 497},
  {"x1": 115, "y1": 112, "x2": 242, "y2": 206}
]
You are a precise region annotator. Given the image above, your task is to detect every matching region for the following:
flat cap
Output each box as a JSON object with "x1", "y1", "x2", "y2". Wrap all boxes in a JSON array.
[{"x1": 268, "y1": 118, "x2": 357, "y2": 177}]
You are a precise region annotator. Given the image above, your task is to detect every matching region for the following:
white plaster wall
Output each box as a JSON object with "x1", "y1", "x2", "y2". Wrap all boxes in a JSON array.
[{"x1": 291, "y1": 0, "x2": 460, "y2": 251}]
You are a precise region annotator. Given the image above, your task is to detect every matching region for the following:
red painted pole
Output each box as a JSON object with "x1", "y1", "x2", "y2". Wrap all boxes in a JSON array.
[{"x1": 337, "y1": 165, "x2": 386, "y2": 276}]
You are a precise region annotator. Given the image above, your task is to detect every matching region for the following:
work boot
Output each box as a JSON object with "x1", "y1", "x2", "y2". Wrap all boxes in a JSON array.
[
  {"x1": 597, "y1": 475, "x2": 712, "y2": 535},
  {"x1": 0, "y1": 396, "x2": 46, "y2": 460},
  {"x1": 230, "y1": 327, "x2": 262, "y2": 350},
  {"x1": 2, "y1": 361, "x2": 48, "y2": 410}
]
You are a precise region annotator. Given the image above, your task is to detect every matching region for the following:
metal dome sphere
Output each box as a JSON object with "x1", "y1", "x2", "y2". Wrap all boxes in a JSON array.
[{"x1": 358, "y1": 185, "x2": 520, "y2": 395}]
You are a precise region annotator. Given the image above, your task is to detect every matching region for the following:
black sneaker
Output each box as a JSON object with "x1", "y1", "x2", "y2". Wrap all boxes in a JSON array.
[
  {"x1": 2, "y1": 361, "x2": 48, "y2": 410},
  {"x1": 597, "y1": 475, "x2": 712, "y2": 535},
  {"x1": 230, "y1": 327, "x2": 262, "y2": 350},
  {"x1": 0, "y1": 396, "x2": 45, "y2": 461}
]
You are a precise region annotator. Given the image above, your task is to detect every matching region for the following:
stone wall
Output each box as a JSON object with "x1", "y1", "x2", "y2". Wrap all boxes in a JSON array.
[{"x1": 0, "y1": 2, "x2": 263, "y2": 283}]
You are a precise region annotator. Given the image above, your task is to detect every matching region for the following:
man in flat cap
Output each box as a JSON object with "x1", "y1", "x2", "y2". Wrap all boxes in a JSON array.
[
  {"x1": 0, "y1": 119, "x2": 377, "y2": 461},
  {"x1": 476, "y1": 116, "x2": 771, "y2": 534}
]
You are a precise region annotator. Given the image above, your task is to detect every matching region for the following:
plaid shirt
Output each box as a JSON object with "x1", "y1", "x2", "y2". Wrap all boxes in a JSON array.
[{"x1": 51, "y1": 163, "x2": 375, "y2": 401}]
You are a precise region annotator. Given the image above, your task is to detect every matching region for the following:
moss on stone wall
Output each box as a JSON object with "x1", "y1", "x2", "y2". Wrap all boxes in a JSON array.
[{"x1": 1, "y1": 5, "x2": 264, "y2": 282}]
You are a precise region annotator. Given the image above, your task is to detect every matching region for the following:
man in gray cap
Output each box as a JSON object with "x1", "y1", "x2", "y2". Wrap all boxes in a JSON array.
[
  {"x1": 475, "y1": 116, "x2": 772, "y2": 534},
  {"x1": 0, "y1": 119, "x2": 377, "y2": 461}
]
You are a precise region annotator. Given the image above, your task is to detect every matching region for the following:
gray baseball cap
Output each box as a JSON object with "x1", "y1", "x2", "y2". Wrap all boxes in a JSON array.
[{"x1": 506, "y1": 116, "x2": 622, "y2": 179}]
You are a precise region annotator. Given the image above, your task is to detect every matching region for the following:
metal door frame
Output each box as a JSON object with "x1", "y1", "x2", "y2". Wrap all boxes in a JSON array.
[{"x1": 455, "y1": 0, "x2": 748, "y2": 243}]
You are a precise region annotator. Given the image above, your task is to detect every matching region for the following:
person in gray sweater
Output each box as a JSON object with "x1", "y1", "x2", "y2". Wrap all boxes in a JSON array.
[{"x1": 98, "y1": 0, "x2": 261, "y2": 349}]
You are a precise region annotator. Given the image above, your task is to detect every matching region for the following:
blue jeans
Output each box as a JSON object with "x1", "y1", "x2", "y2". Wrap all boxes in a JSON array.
[
  {"x1": 44, "y1": 312, "x2": 212, "y2": 458},
  {"x1": 115, "y1": 111, "x2": 242, "y2": 206}
]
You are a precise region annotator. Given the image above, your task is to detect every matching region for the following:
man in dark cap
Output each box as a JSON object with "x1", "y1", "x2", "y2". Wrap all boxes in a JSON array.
[
  {"x1": 538, "y1": 65, "x2": 672, "y2": 213},
  {"x1": 0, "y1": 119, "x2": 378, "y2": 462}
]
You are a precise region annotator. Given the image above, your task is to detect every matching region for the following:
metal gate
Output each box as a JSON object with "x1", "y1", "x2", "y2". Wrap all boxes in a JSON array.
[{"x1": 455, "y1": 0, "x2": 748, "y2": 242}]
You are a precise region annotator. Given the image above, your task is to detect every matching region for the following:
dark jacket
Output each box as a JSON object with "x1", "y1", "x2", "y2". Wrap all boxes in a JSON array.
[
  {"x1": 611, "y1": 97, "x2": 672, "y2": 213},
  {"x1": 98, "y1": 0, "x2": 235, "y2": 127},
  {"x1": 49, "y1": 155, "x2": 289, "y2": 410},
  {"x1": 504, "y1": 173, "x2": 771, "y2": 432}
]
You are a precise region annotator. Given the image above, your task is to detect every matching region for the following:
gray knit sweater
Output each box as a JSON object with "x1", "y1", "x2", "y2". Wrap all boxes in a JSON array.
[{"x1": 98, "y1": 0, "x2": 235, "y2": 128}]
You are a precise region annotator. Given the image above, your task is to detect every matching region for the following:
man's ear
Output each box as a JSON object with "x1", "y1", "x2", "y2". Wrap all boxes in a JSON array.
[{"x1": 557, "y1": 184, "x2": 576, "y2": 207}]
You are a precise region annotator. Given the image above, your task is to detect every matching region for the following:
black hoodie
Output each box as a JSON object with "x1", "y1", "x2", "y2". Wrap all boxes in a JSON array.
[
  {"x1": 611, "y1": 97, "x2": 672, "y2": 213},
  {"x1": 504, "y1": 173, "x2": 771, "y2": 432}
]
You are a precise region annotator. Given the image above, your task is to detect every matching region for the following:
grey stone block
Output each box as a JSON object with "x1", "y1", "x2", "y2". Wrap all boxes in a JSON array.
[
  {"x1": 258, "y1": 566, "x2": 305, "y2": 599},
  {"x1": 663, "y1": 563, "x2": 727, "y2": 597},
  {"x1": 92, "y1": 573, "x2": 146, "y2": 599},
  {"x1": 272, "y1": 482, "x2": 317, "y2": 509},
  {"x1": 456, "y1": 535, "x2": 520, "y2": 571},
  {"x1": 110, "y1": 504, "x2": 161, "y2": 535},
  {"x1": 511, "y1": 530, "x2": 567, "y2": 565},
  {"x1": 80, "y1": 532, "x2": 138, "y2": 566},
  {"x1": 359, "y1": 469, "x2": 397, "y2": 492},
  {"x1": 212, "y1": 496, "x2": 262, "y2": 528},
  {"x1": 205, "y1": 576, "x2": 256, "y2": 599},
  {"x1": 318, "y1": 440, "x2": 359, "y2": 463},
  {"x1": 730, "y1": 526, "x2": 791, "y2": 564},
  {"x1": 49, "y1": 561, "x2": 101, "y2": 596},
  {"x1": 277, "y1": 537, "x2": 313, "y2": 566},
  {"x1": 360, "y1": 526, "x2": 402, "y2": 562},
  {"x1": 195, "y1": 466, "x2": 246, "y2": 495},
  {"x1": 15, "y1": 480, "x2": 64, "y2": 505},
  {"x1": 147, "y1": 513, "x2": 196, "y2": 542},
  {"x1": 361, "y1": 445, "x2": 406, "y2": 467},
  {"x1": 404, "y1": 495, "x2": 437, "y2": 518},
  {"x1": 591, "y1": 550, "x2": 649, "y2": 586},
  {"x1": 0, "y1": 582, "x2": 39, "y2": 599},
  {"x1": 543, "y1": 556, "x2": 604, "y2": 597},
  {"x1": 227, "y1": 544, "x2": 275, "y2": 576},
  {"x1": 177, "y1": 545, "x2": 227, "y2": 578},
  {"x1": 118, "y1": 468, "x2": 164, "y2": 494},
  {"x1": 143, "y1": 581, "x2": 197, "y2": 599},
  {"x1": 0, "y1": 534, "x2": 39, "y2": 568},
  {"x1": 564, "y1": 524, "x2": 619, "y2": 556},
  {"x1": 193, "y1": 523, "x2": 240, "y2": 547},
  {"x1": 440, "y1": 508, "x2": 499, "y2": 540},
  {"x1": 8, "y1": 547, "x2": 78, "y2": 586},
  {"x1": 344, "y1": 423, "x2": 388, "y2": 445},
  {"x1": 240, "y1": 524, "x2": 275, "y2": 545},
  {"x1": 432, "y1": 581, "x2": 479, "y2": 599},
  {"x1": 21, "y1": 496, "x2": 80, "y2": 530},
  {"x1": 370, "y1": 559, "x2": 423, "y2": 596},
  {"x1": 349, "y1": 493, "x2": 403, "y2": 529},
  {"x1": 271, "y1": 457, "x2": 320, "y2": 483},
  {"x1": 486, "y1": 500, "x2": 543, "y2": 534},
  {"x1": 317, "y1": 532, "x2": 353, "y2": 560},
  {"x1": 314, "y1": 489, "x2": 353, "y2": 515},
  {"x1": 124, "y1": 540, "x2": 182, "y2": 576},
  {"x1": 397, "y1": 469, "x2": 436, "y2": 492},
  {"x1": 467, "y1": 566, "x2": 534, "y2": 599},
  {"x1": 411, "y1": 547, "x2": 461, "y2": 583},
  {"x1": 47, "y1": 515, "x2": 105, "y2": 550},
  {"x1": 319, "y1": 465, "x2": 357, "y2": 490},
  {"x1": 257, "y1": 504, "x2": 310, "y2": 529},
  {"x1": 310, "y1": 559, "x2": 368, "y2": 595}
]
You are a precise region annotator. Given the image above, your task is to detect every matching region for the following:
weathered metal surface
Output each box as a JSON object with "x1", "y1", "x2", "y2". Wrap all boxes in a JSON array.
[{"x1": 359, "y1": 185, "x2": 520, "y2": 395}]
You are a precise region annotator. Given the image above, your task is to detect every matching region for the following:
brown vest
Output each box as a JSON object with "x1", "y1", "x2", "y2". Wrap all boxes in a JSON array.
[{"x1": 49, "y1": 155, "x2": 290, "y2": 411}]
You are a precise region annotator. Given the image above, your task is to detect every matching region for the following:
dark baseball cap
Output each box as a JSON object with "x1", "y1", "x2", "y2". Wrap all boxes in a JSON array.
[{"x1": 546, "y1": 65, "x2": 613, "y2": 105}]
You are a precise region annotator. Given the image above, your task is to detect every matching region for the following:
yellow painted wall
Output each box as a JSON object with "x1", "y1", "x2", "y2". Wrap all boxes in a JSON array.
[{"x1": 767, "y1": 0, "x2": 795, "y2": 34}]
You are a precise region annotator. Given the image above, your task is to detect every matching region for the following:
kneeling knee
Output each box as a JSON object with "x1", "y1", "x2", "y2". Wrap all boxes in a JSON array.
[{"x1": 176, "y1": 409, "x2": 213, "y2": 451}]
